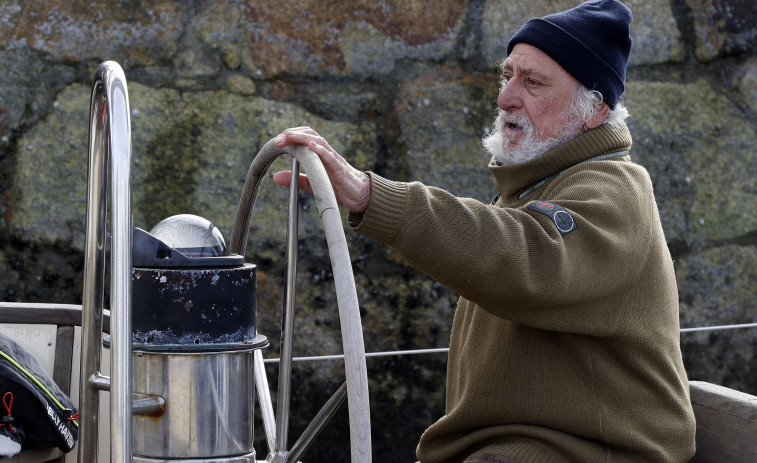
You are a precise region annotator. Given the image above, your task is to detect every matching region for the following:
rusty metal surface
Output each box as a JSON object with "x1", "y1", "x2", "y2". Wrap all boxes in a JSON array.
[{"x1": 132, "y1": 264, "x2": 257, "y2": 349}]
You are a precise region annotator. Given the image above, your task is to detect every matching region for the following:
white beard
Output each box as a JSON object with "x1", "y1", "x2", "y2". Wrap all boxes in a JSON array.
[{"x1": 482, "y1": 109, "x2": 584, "y2": 166}]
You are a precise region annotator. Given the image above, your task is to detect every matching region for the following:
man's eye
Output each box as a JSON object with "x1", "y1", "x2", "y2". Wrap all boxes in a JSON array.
[{"x1": 525, "y1": 78, "x2": 540, "y2": 87}]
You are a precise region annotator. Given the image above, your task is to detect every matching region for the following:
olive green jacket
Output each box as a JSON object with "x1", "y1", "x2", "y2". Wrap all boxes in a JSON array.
[{"x1": 350, "y1": 123, "x2": 696, "y2": 463}]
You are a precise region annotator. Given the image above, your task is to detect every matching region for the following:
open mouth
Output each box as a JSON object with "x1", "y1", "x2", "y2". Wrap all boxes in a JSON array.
[{"x1": 503, "y1": 119, "x2": 524, "y2": 137}]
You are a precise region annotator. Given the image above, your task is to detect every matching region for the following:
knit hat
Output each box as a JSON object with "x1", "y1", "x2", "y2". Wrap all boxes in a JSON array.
[{"x1": 506, "y1": 0, "x2": 632, "y2": 108}]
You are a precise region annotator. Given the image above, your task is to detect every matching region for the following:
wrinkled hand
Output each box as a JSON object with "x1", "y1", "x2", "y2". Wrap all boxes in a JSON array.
[{"x1": 272, "y1": 127, "x2": 371, "y2": 213}]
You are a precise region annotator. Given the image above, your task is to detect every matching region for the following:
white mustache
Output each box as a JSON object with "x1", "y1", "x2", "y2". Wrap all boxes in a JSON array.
[{"x1": 499, "y1": 111, "x2": 535, "y2": 138}]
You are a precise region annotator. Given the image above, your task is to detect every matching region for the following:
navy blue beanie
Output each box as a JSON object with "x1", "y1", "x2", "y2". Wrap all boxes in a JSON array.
[{"x1": 506, "y1": 0, "x2": 632, "y2": 108}]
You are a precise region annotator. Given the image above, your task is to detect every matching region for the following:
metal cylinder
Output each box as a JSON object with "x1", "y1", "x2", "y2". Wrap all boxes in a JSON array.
[
  {"x1": 131, "y1": 349, "x2": 261, "y2": 461},
  {"x1": 130, "y1": 215, "x2": 268, "y2": 461}
]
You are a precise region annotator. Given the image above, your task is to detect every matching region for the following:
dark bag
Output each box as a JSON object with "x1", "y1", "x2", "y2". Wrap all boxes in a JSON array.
[{"x1": 0, "y1": 332, "x2": 78, "y2": 456}]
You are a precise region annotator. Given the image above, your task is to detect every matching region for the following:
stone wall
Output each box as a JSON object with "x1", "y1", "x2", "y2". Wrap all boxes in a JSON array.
[{"x1": 1, "y1": 0, "x2": 756, "y2": 461}]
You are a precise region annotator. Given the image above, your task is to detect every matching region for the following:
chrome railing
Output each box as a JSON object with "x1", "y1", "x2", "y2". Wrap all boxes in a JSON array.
[{"x1": 79, "y1": 60, "x2": 133, "y2": 463}]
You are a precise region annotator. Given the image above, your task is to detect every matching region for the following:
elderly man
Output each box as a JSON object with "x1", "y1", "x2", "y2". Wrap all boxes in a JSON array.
[{"x1": 273, "y1": 0, "x2": 696, "y2": 461}]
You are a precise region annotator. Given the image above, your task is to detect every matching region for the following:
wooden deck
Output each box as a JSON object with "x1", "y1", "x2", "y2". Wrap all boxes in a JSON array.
[{"x1": 690, "y1": 380, "x2": 757, "y2": 463}]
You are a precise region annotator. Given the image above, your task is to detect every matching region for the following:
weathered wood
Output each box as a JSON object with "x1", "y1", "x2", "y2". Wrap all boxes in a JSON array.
[
  {"x1": 689, "y1": 380, "x2": 757, "y2": 463},
  {"x1": 0, "y1": 302, "x2": 82, "y2": 326},
  {"x1": 53, "y1": 325, "x2": 74, "y2": 395},
  {"x1": 0, "y1": 302, "x2": 110, "y2": 332}
]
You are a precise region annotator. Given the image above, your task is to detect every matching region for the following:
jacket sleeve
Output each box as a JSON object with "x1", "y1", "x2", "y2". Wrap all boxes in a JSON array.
[{"x1": 350, "y1": 162, "x2": 660, "y2": 335}]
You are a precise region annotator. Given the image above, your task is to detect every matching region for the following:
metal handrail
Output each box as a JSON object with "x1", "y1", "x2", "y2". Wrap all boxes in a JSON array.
[{"x1": 78, "y1": 60, "x2": 133, "y2": 463}]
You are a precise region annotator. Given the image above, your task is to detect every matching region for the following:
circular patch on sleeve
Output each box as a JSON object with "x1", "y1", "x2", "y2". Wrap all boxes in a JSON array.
[{"x1": 527, "y1": 201, "x2": 578, "y2": 236}]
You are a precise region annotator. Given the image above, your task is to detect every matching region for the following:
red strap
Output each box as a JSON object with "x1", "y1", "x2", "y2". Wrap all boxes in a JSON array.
[{"x1": 1, "y1": 392, "x2": 15, "y2": 432}]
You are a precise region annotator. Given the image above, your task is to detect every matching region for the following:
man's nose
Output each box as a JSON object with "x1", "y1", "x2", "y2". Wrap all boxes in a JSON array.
[{"x1": 497, "y1": 80, "x2": 521, "y2": 112}]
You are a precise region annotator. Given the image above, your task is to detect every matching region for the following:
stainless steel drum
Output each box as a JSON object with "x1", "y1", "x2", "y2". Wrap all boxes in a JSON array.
[{"x1": 132, "y1": 349, "x2": 258, "y2": 462}]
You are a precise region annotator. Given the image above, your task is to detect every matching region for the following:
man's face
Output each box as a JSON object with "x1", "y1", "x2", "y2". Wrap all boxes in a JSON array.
[{"x1": 484, "y1": 43, "x2": 586, "y2": 165}]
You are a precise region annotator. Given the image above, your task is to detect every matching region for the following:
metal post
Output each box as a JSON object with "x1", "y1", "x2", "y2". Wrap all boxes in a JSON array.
[
  {"x1": 255, "y1": 349, "x2": 277, "y2": 453},
  {"x1": 79, "y1": 61, "x2": 133, "y2": 463},
  {"x1": 272, "y1": 158, "x2": 300, "y2": 461},
  {"x1": 79, "y1": 80, "x2": 107, "y2": 463}
]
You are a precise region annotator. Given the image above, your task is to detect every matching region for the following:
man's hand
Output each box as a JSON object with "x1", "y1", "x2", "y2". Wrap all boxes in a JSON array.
[{"x1": 272, "y1": 127, "x2": 371, "y2": 214}]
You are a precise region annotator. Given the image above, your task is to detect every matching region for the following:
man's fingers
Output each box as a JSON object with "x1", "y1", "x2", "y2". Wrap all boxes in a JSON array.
[
  {"x1": 272, "y1": 171, "x2": 313, "y2": 194},
  {"x1": 271, "y1": 171, "x2": 292, "y2": 187},
  {"x1": 274, "y1": 127, "x2": 319, "y2": 147},
  {"x1": 274, "y1": 132, "x2": 340, "y2": 172},
  {"x1": 270, "y1": 127, "x2": 370, "y2": 212}
]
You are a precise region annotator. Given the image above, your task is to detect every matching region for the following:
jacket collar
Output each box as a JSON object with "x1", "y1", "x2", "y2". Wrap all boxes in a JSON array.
[{"x1": 489, "y1": 122, "x2": 633, "y2": 202}]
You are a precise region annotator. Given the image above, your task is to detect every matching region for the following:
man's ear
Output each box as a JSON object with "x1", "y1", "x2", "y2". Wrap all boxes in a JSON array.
[{"x1": 586, "y1": 102, "x2": 610, "y2": 129}]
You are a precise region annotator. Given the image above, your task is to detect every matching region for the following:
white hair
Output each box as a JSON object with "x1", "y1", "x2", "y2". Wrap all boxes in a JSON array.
[
  {"x1": 605, "y1": 99, "x2": 630, "y2": 127},
  {"x1": 572, "y1": 85, "x2": 631, "y2": 128}
]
